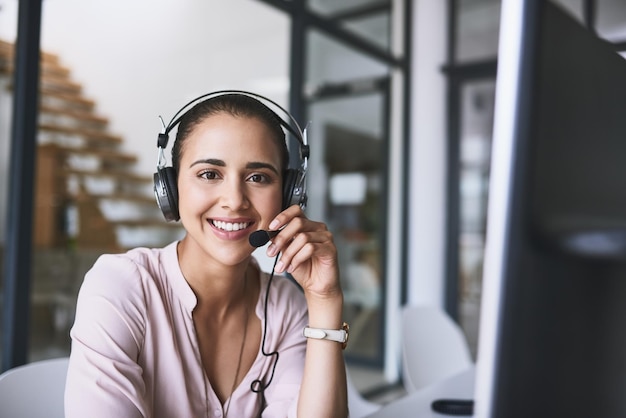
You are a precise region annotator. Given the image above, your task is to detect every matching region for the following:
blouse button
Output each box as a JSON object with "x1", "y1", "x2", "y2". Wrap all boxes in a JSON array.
[{"x1": 214, "y1": 409, "x2": 222, "y2": 417}]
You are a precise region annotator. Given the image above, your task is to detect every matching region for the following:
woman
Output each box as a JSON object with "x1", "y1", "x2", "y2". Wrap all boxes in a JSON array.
[{"x1": 65, "y1": 92, "x2": 348, "y2": 417}]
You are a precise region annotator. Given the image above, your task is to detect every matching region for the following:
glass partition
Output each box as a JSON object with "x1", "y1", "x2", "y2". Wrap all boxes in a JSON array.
[
  {"x1": 456, "y1": 80, "x2": 495, "y2": 357},
  {"x1": 455, "y1": 0, "x2": 500, "y2": 63},
  {"x1": 307, "y1": 0, "x2": 391, "y2": 51},
  {"x1": 306, "y1": 28, "x2": 388, "y2": 89},
  {"x1": 304, "y1": 0, "x2": 394, "y2": 369},
  {"x1": 307, "y1": 89, "x2": 388, "y2": 365}
]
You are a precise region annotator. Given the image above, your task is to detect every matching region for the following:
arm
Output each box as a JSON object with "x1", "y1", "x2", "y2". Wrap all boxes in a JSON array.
[
  {"x1": 65, "y1": 255, "x2": 148, "y2": 418},
  {"x1": 267, "y1": 206, "x2": 348, "y2": 418}
]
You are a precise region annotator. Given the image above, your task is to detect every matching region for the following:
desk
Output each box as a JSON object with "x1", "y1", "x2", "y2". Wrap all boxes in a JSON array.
[{"x1": 365, "y1": 367, "x2": 475, "y2": 417}]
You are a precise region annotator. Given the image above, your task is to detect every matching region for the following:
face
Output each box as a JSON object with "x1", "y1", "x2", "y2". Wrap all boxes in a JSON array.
[{"x1": 176, "y1": 112, "x2": 284, "y2": 267}]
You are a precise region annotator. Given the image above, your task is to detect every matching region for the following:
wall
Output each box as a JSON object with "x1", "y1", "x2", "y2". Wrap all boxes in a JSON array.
[{"x1": 408, "y1": 0, "x2": 447, "y2": 308}]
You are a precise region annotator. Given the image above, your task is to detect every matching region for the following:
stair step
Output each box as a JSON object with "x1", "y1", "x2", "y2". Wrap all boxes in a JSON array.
[
  {"x1": 0, "y1": 41, "x2": 83, "y2": 100},
  {"x1": 0, "y1": 39, "x2": 60, "y2": 65},
  {"x1": 88, "y1": 193, "x2": 156, "y2": 205},
  {"x1": 0, "y1": 51, "x2": 71, "y2": 79},
  {"x1": 39, "y1": 123, "x2": 122, "y2": 147},
  {"x1": 40, "y1": 88, "x2": 95, "y2": 112},
  {"x1": 40, "y1": 73, "x2": 82, "y2": 95},
  {"x1": 6, "y1": 83, "x2": 93, "y2": 110},
  {"x1": 1, "y1": 59, "x2": 73, "y2": 80},
  {"x1": 41, "y1": 62, "x2": 71, "y2": 79},
  {"x1": 114, "y1": 219, "x2": 182, "y2": 228},
  {"x1": 61, "y1": 169, "x2": 153, "y2": 200},
  {"x1": 54, "y1": 145, "x2": 138, "y2": 167},
  {"x1": 38, "y1": 106, "x2": 109, "y2": 133},
  {"x1": 73, "y1": 192, "x2": 161, "y2": 218},
  {"x1": 62, "y1": 168, "x2": 152, "y2": 184},
  {"x1": 40, "y1": 105, "x2": 109, "y2": 130}
]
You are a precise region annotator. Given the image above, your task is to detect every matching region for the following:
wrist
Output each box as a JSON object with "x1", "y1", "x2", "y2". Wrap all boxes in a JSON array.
[{"x1": 305, "y1": 293, "x2": 343, "y2": 328}]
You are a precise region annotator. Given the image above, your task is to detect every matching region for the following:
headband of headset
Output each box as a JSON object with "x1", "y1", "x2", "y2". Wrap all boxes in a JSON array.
[{"x1": 156, "y1": 90, "x2": 310, "y2": 165}]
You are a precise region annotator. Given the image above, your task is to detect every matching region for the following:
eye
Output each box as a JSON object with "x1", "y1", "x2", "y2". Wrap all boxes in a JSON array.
[
  {"x1": 199, "y1": 170, "x2": 220, "y2": 181},
  {"x1": 247, "y1": 173, "x2": 271, "y2": 184}
]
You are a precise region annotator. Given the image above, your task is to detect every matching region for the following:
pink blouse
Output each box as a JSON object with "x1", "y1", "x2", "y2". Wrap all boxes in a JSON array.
[{"x1": 65, "y1": 241, "x2": 308, "y2": 418}]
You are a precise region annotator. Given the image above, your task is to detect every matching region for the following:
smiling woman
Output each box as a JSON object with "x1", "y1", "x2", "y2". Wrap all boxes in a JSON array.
[{"x1": 64, "y1": 91, "x2": 348, "y2": 418}]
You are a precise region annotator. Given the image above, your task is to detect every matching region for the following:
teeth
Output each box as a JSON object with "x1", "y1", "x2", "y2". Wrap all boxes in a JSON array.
[{"x1": 212, "y1": 220, "x2": 250, "y2": 232}]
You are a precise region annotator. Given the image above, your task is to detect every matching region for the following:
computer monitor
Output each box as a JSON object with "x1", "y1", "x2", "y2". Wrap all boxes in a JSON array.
[{"x1": 475, "y1": 1, "x2": 626, "y2": 417}]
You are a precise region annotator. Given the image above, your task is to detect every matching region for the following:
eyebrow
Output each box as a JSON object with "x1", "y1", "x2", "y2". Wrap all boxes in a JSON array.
[
  {"x1": 190, "y1": 158, "x2": 225, "y2": 168},
  {"x1": 246, "y1": 161, "x2": 279, "y2": 175},
  {"x1": 190, "y1": 158, "x2": 279, "y2": 174}
]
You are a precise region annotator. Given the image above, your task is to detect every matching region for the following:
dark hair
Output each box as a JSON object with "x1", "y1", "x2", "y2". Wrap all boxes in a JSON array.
[{"x1": 171, "y1": 94, "x2": 290, "y2": 175}]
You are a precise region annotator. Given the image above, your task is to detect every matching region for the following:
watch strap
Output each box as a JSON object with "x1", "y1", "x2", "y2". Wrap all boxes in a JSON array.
[{"x1": 303, "y1": 322, "x2": 350, "y2": 349}]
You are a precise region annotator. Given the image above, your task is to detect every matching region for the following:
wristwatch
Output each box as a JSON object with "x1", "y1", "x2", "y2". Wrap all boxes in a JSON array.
[{"x1": 303, "y1": 322, "x2": 350, "y2": 350}]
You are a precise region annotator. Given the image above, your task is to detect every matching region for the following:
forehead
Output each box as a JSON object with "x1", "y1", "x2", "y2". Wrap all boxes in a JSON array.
[{"x1": 181, "y1": 113, "x2": 283, "y2": 162}]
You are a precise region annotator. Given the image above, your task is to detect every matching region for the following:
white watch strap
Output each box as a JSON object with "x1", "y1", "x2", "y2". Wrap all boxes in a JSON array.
[{"x1": 303, "y1": 327, "x2": 347, "y2": 343}]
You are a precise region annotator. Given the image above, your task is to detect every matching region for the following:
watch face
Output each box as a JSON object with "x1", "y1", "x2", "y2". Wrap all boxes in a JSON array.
[{"x1": 341, "y1": 322, "x2": 350, "y2": 350}]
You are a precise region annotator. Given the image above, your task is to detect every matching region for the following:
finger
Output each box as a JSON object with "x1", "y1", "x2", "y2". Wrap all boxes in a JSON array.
[
  {"x1": 267, "y1": 215, "x2": 329, "y2": 257},
  {"x1": 269, "y1": 222, "x2": 327, "y2": 258},
  {"x1": 284, "y1": 242, "x2": 341, "y2": 297},
  {"x1": 274, "y1": 230, "x2": 334, "y2": 273},
  {"x1": 288, "y1": 240, "x2": 337, "y2": 275},
  {"x1": 268, "y1": 205, "x2": 304, "y2": 231},
  {"x1": 275, "y1": 241, "x2": 316, "y2": 275},
  {"x1": 266, "y1": 217, "x2": 306, "y2": 257}
]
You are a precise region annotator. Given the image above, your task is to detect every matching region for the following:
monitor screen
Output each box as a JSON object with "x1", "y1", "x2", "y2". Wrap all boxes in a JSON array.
[{"x1": 475, "y1": 1, "x2": 626, "y2": 417}]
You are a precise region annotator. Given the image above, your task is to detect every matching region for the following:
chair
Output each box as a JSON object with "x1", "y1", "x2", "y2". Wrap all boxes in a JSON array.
[
  {"x1": 401, "y1": 305, "x2": 472, "y2": 393},
  {"x1": 346, "y1": 366, "x2": 382, "y2": 417},
  {"x1": 0, "y1": 357, "x2": 69, "y2": 418}
]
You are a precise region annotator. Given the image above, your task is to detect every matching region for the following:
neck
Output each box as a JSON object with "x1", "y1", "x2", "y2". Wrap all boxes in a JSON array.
[
  {"x1": 197, "y1": 266, "x2": 252, "y2": 321},
  {"x1": 177, "y1": 243, "x2": 254, "y2": 317}
]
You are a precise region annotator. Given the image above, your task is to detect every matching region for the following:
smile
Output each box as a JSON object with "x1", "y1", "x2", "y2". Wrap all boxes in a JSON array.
[{"x1": 211, "y1": 220, "x2": 252, "y2": 232}]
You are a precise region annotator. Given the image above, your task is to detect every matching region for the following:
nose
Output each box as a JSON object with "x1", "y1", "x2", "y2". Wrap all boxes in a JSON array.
[{"x1": 220, "y1": 177, "x2": 250, "y2": 210}]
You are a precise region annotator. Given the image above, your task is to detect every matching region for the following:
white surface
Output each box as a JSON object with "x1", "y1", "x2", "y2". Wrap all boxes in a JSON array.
[
  {"x1": 347, "y1": 367, "x2": 382, "y2": 418},
  {"x1": 408, "y1": 0, "x2": 448, "y2": 309},
  {"x1": 401, "y1": 305, "x2": 473, "y2": 393},
  {"x1": 0, "y1": 357, "x2": 69, "y2": 418},
  {"x1": 365, "y1": 366, "x2": 475, "y2": 418}
]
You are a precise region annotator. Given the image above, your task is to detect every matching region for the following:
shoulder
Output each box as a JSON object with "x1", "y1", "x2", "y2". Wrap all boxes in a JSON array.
[
  {"x1": 78, "y1": 244, "x2": 177, "y2": 305},
  {"x1": 85, "y1": 247, "x2": 160, "y2": 285},
  {"x1": 73, "y1": 245, "x2": 177, "y2": 338}
]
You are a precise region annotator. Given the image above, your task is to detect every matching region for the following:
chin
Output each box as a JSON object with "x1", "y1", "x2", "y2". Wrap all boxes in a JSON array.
[{"x1": 210, "y1": 242, "x2": 255, "y2": 266}]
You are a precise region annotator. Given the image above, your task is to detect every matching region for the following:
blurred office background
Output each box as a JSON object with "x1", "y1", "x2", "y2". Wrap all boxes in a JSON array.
[{"x1": 1, "y1": 0, "x2": 626, "y2": 402}]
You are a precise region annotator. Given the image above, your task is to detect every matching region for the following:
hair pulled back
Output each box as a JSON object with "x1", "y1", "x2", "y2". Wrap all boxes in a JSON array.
[{"x1": 171, "y1": 94, "x2": 290, "y2": 175}]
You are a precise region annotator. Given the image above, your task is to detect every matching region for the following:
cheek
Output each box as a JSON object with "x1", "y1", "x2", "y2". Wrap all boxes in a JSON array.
[
  {"x1": 257, "y1": 187, "x2": 283, "y2": 216},
  {"x1": 176, "y1": 178, "x2": 207, "y2": 211}
]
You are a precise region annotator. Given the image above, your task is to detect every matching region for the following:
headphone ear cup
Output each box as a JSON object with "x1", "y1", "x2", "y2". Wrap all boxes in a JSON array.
[
  {"x1": 153, "y1": 166, "x2": 180, "y2": 222},
  {"x1": 282, "y1": 169, "x2": 296, "y2": 211},
  {"x1": 282, "y1": 168, "x2": 307, "y2": 210}
]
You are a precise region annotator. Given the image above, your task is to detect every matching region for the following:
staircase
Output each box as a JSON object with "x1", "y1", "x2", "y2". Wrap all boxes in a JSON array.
[{"x1": 0, "y1": 39, "x2": 184, "y2": 251}]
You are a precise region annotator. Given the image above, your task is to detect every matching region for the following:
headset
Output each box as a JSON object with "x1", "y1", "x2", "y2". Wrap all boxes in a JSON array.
[{"x1": 153, "y1": 90, "x2": 309, "y2": 222}]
